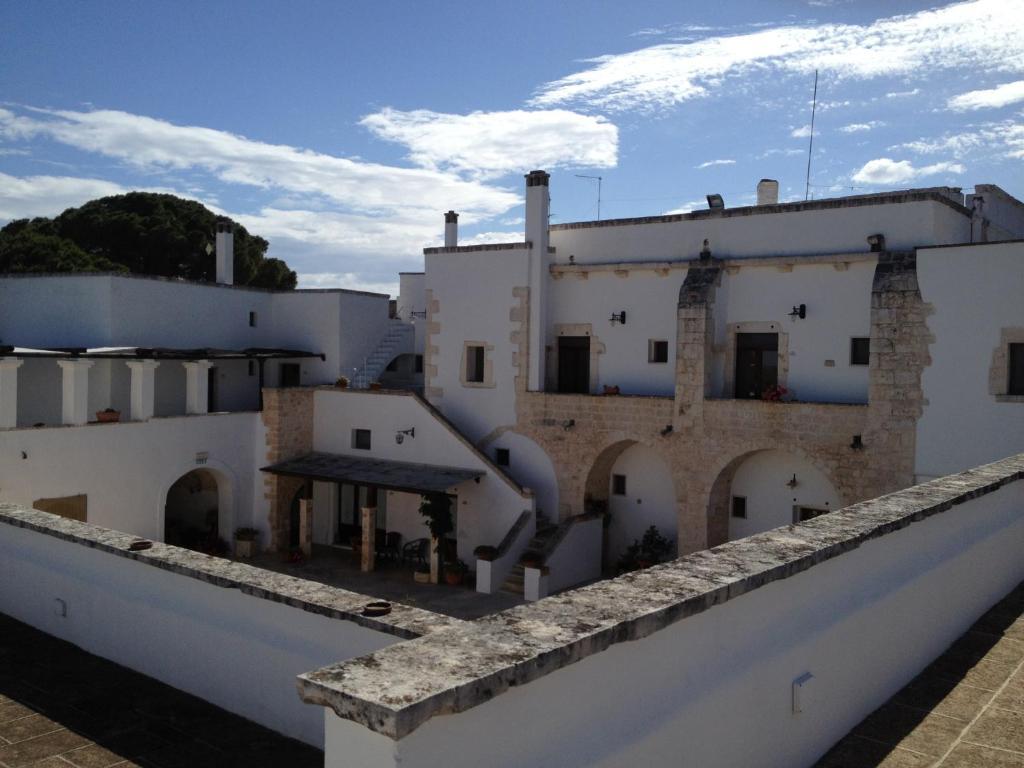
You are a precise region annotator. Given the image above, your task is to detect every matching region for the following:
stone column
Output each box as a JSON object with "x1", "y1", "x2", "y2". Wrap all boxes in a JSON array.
[
  {"x1": 57, "y1": 359, "x2": 95, "y2": 426},
  {"x1": 0, "y1": 358, "x2": 23, "y2": 429},
  {"x1": 360, "y1": 487, "x2": 378, "y2": 572},
  {"x1": 183, "y1": 360, "x2": 213, "y2": 415},
  {"x1": 429, "y1": 536, "x2": 440, "y2": 584},
  {"x1": 126, "y1": 360, "x2": 160, "y2": 421},
  {"x1": 299, "y1": 498, "x2": 313, "y2": 558}
]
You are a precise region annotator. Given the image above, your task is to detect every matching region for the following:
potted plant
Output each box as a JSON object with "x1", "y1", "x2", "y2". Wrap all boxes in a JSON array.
[
  {"x1": 96, "y1": 407, "x2": 121, "y2": 423},
  {"x1": 419, "y1": 492, "x2": 454, "y2": 576},
  {"x1": 761, "y1": 385, "x2": 790, "y2": 402},
  {"x1": 413, "y1": 562, "x2": 431, "y2": 584},
  {"x1": 638, "y1": 525, "x2": 673, "y2": 568},
  {"x1": 369, "y1": 381, "x2": 383, "y2": 391},
  {"x1": 602, "y1": 385, "x2": 620, "y2": 395},
  {"x1": 473, "y1": 544, "x2": 498, "y2": 561},
  {"x1": 617, "y1": 541, "x2": 641, "y2": 574},
  {"x1": 335, "y1": 376, "x2": 349, "y2": 389},
  {"x1": 520, "y1": 551, "x2": 543, "y2": 569},
  {"x1": 234, "y1": 527, "x2": 260, "y2": 558},
  {"x1": 445, "y1": 559, "x2": 468, "y2": 586}
]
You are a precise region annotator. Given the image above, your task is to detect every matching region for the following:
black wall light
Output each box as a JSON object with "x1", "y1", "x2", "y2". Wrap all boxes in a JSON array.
[
  {"x1": 789, "y1": 304, "x2": 807, "y2": 320},
  {"x1": 609, "y1": 311, "x2": 627, "y2": 325},
  {"x1": 395, "y1": 428, "x2": 415, "y2": 444}
]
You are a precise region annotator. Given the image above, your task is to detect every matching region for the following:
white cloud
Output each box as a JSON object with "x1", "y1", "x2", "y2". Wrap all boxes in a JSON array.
[
  {"x1": 895, "y1": 120, "x2": 1024, "y2": 159},
  {"x1": 947, "y1": 80, "x2": 1024, "y2": 111},
  {"x1": 663, "y1": 199, "x2": 710, "y2": 214},
  {"x1": 791, "y1": 125, "x2": 813, "y2": 138},
  {"x1": 761, "y1": 148, "x2": 805, "y2": 157},
  {"x1": 0, "y1": 106, "x2": 520, "y2": 218},
  {"x1": 531, "y1": 0, "x2": 1024, "y2": 111},
  {"x1": 851, "y1": 157, "x2": 965, "y2": 185},
  {"x1": 360, "y1": 108, "x2": 618, "y2": 180},
  {"x1": 696, "y1": 159, "x2": 736, "y2": 169},
  {"x1": 885, "y1": 88, "x2": 921, "y2": 98},
  {"x1": 297, "y1": 273, "x2": 399, "y2": 296},
  {"x1": 0, "y1": 172, "x2": 130, "y2": 220},
  {"x1": 839, "y1": 120, "x2": 885, "y2": 133}
]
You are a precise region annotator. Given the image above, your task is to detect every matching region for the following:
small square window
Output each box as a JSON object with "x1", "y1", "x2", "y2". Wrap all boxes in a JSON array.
[
  {"x1": 495, "y1": 448, "x2": 510, "y2": 467},
  {"x1": 249, "y1": 311, "x2": 257, "y2": 327},
  {"x1": 731, "y1": 496, "x2": 747, "y2": 519},
  {"x1": 466, "y1": 345, "x2": 485, "y2": 383},
  {"x1": 415, "y1": 354, "x2": 424, "y2": 374},
  {"x1": 850, "y1": 337, "x2": 870, "y2": 366},
  {"x1": 247, "y1": 360, "x2": 255, "y2": 377},
  {"x1": 352, "y1": 429, "x2": 371, "y2": 450},
  {"x1": 612, "y1": 474, "x2": 627, "y2": 496},
  {"x1": 1009, "y1": 343, "x2": 1024, "y2": 396},
  {"x1": 280, "y1": 363, "x2": 300, "y2": 388},
  {"x1": 648, "y1": 339, "x2": 669, "y2": 364}
]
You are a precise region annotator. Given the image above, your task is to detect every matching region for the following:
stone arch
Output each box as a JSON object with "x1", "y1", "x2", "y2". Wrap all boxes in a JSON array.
[
  {"x1": 583, "y1": 439, "x2": 638, "y2": 511},
  {"x1": 487, "y1": 431, "x2": 559, "y2": 524},
  {"x1": 708, "y1": 448, "x2": 843, "y2": 545},
  {"x1": 162, "y1": 467, "x2": 234, "y2": 553},
  {"x1": 156, "y1": 459, "x2": 236, "y2": 548}
]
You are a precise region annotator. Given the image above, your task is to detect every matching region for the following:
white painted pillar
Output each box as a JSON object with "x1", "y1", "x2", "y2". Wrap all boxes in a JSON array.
[
  {"x1": 57, "y1": 359, "x2": 95, "y2": 426},
  {"x1": 126, "y1": 360, "x2": 160, "y2": 421},
  {"x1": 0, "y1": 358, "x2": 24, "y2": 429},
  {"x1": 183, "y1": 360, "x2": 213, "y2": 415}
]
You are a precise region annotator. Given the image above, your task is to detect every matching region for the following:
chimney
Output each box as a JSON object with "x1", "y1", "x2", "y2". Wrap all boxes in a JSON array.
[
  {"x1": 524, "y1": 170, "x2": 550, "y2": 392},
  {"x1": 215, "y1": 221, "x2": 234, "y2": 285},
  {"x1": 757, "y1": 179, "x2": 779, "y2": 206},
  {"x1": 444, "y1": 210, "x2": 459, "y2": 248}
]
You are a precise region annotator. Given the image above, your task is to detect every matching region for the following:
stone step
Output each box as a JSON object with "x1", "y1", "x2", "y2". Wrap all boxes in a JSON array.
[{"x1": 500, "y1": 563, "x2": 525, "y2": 595}]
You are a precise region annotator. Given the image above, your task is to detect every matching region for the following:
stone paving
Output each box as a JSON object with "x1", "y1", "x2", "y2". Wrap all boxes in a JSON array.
[
  {"x1": 816, "y1": 581, "x2": 1024, "y2": 767},
  {"x1": 0, "y1": 613, "x2": 321, "y2": 768}
]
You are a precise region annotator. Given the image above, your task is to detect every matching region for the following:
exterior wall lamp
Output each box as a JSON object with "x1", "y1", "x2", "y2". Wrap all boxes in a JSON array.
[
  {"x1": 789, "y1": 304, "x2": 807, "y2": 320},
  {"x1": 850, "y1": 434, "x2": 865, "y2": 450},
  {"x1": 660, "y1": 424, "x2": 673, "y2": 437},
  {"x1": 562, "y1": 419, "x2": 576, "y2": 431},
  {"x1": 395, "y1": 428, "x2": 415, "y2": 444},
  {"x1": 609, "y1": 311, "x2": 627, "y2": 326},
  {"x1": 786, "y1": 473, "x2": 799, "y2": 489}
]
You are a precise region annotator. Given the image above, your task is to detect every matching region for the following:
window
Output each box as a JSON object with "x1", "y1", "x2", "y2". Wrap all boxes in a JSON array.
[
  {"x1": 466, "y1": 345, "x2": 485, "y2": 383},
  {"x1": 415, "y1": 354, "x2": 424, "y2": 374},
  {"x1": 612, "y1": 474, "x2": 627, "y2": 496},
  {"x1": 280, "y1": 363, "x2": 301, "y2": 388},
  {"x1": 495, "y1": 448, "x2": 510, "y2": 467},
  {"x1": 1010, "y1": 343, "x2": 1024, "y2": 396},
  {"x1": 648, "y1": 339, "x2": 669, "y2": 364},
  {"x1": 731, "y1": 496, "x2": 747, "y2": 519},
  {"x1": 249, "y1": 311, "x2": 257, "y2": 327},
  {"x1": 247, "y1": 360, "x2": 255, "y2": 377},
  {"x1": 352, "y1": 429, "x2": 371, "y2": 450},
  {"x1": 850, "y1": 337, "x2": 871, "y2": 366}
]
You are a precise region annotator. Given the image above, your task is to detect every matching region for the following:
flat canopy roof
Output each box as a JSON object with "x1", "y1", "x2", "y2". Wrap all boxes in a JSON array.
[
  {"x1": 0, "y1": 345, "x2": 323, "y2": 361},
  {"x1": 261, "y1": 452, "x2": 484, "y2": 495}
]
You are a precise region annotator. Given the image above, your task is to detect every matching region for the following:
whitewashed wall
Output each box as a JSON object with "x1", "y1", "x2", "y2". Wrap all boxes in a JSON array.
[
  {"x1": 916, "y1": 242, "x2": 1024, "y2": 479},
  {"x1": 485, "y1": 431, "x2": 559, "y2": 522},
  {"x1": 325, "y1": 472, "x2": 1024, "y2": 768},
  {"x1": 0, "y1": 412, "x2": 260, "y2": 541},
  {"x1": 398, "y1": 273, "x2": 427, "y2": 355},
  {"x1": 425, "y1": 248, "x2": 530, "y2": 442},
  {"x1": 728, "y1": 450, "x2": 843, "y2": 540},
  {"x1": 311, "y1": 390, "x2": 533, "y2": 562},
  {"x1": 606, "y1": 443, "x2": 677, "y2": 563},
  {"x1": 0, "y1": 275, "x2": 113, "y2": 347},
  {"x1": 548, "y1": 198, "x2": 970, "y2": 264},
  {"x1": 545, "y1": 516, "x2": 603, "y2": 594},
  {"x1": 0, "y1": 521, "x2": 400, "y2": 747},
  {"x1": 547, "y1": 271, "x2": 685, "y2": 396}
]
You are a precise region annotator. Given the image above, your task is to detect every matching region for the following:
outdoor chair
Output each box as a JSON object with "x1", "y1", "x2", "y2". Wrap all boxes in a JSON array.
[
  {"x1": 379, "y1": 531, "x2": 402, "y2": 561},
  {"x1": 402, "y1": 537, "x2": 429, "y2": 564}
]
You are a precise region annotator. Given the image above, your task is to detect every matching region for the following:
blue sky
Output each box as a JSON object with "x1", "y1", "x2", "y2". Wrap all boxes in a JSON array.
[{"x1": 2, "y1": 0, "x2": 1022, "y2": 295}]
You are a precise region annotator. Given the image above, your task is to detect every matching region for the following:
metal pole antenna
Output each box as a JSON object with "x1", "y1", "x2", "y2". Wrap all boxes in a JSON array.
[
  {"x1": 805, "y1": 69, "x2": 818, "y2": 202},
  {"x1": 575, "y1": 175, "x2": 603, "y2": 220}
]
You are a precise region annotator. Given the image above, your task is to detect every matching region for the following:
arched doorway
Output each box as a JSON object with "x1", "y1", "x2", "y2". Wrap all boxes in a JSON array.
[
  {"x1": 585, "y1": 440, "x2": 678, "y2": 569},
  {"x1": 709, "y1": 449, "x2": 842, "y2": 544},
  {"x1": 164, "y1": 469, "x2": 228, "y2": 554}
]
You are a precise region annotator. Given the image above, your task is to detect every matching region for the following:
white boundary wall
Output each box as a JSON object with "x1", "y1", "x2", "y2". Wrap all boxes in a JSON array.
[
  {"x1": 325, "y1": 473, "x2": 1024, "y2": 767},
  {"x1": 0, "y1": 521, "x2": 402, "y2": 748}
]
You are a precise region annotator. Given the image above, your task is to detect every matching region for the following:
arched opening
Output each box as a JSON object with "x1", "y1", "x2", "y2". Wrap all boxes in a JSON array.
[
  {"x1": 164, "y1": 469, "x2": 230, "y2": 554},
  {"x1": 585, "y1": 440, "x2": 678, "y2": 570},
  {"x1": 708, "y1": 449, "x2": 842, "y2": 544},
  {"x1": 488, "y1": 432, "x2": 559, "y2": 523}
]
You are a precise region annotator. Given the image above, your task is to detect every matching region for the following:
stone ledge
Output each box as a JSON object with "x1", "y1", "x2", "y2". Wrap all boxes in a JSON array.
[
  {"x1": 296, "y1": 453, "x2": 1024, "y2": 740},
  {"x1": 0, "y1": 505, "x2": 463, "y2": 640}
]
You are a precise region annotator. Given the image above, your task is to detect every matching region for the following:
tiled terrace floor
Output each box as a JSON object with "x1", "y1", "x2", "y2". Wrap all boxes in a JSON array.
[
  {"x1": 0, "y1": 613, "x2": 321, "y2": 768},
  {"x1": 816, "y1": 581, "x2": 1024, "y2": 767}
]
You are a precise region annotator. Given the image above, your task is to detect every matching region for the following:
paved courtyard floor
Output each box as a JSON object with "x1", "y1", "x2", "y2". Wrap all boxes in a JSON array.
[
  {"x1": 0, "y1": 613, "x2": 321, "y2": 768},
  {"x1": 815, "y1": 581, "x2": 1024, "y2": 767}
]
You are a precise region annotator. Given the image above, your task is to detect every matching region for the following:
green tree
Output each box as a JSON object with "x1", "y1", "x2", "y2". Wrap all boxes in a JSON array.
[{"x1": 0, "y1": 192, "x2": 297, "y2": 289}]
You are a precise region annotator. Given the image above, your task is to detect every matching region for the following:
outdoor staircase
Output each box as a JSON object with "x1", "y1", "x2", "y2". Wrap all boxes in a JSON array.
[
  {"x1": 500, "y1": 511, "x2": 558, "y2": 596},
  {"x1": 351, "y1": 319, "x2": 414, "y2": 389}
]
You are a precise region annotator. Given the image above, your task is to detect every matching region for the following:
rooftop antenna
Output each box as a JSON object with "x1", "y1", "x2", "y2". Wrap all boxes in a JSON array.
[
  {"x1": 575, "y1": 174, "x2": 602, "y2": 220},
  {"x1": 804, "y1": 69, "x2": 819, "y2": 201}
]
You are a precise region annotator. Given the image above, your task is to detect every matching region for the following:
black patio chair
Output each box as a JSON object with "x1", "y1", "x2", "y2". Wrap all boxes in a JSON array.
[
  {"x1": 379, "y1": 531, "x2": 402, "y2": 561},
  {"x1": 402, "y1": 537, "x2": 429, "y2": 564}
]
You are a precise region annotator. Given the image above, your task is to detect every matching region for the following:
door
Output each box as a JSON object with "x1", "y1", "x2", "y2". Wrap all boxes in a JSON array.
[
  {"x1": 735, "y1": 333, "x2": 778, "y2": 399},
  {"x1": 280, "y1": 362, "x2": 301, "y2": 388},
  {"x1": 557, "y1": 336, "x2": 590, "y2": 394},
  {"x1": 207, "y1": 367, "x2": 218, "y2": 412}
]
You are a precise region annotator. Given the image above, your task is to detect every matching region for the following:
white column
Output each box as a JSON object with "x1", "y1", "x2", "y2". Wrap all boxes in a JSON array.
[
  {"x1": 0, "y1": 358, "x2": 24, "y2": 429},
  {"x1": 183, "y1": 360, "x2": 213, "y2": 415},
  {"x1": 126, "y1": 360, "x2": 160, "y2": 421},
  {"x1": 57, "y1": 359, "x2": 95, "y2": 426}
]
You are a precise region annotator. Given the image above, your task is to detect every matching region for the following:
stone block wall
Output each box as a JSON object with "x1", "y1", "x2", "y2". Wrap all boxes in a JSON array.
[{"x1": 261, "y1": 387, "x2": 314, "y2": 551}]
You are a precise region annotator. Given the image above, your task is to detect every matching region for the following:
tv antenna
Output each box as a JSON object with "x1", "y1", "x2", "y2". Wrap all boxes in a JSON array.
[
  {"x1": 575, "y1": 174, "x2": 603, "y2": 220},
  {"x1": 804, "y1": 69, "x2": 818, "y2": 201}
]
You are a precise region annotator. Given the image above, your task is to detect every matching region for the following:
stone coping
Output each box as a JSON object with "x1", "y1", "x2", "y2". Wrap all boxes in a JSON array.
[
  {"x1": 0, "y1": 505, "x2": 463, "y2": 640},
  {"x1": 550, "y1": 250, "x2": 878, "y2": 274},
  {"x1": 296, "y1": 453, "x2": 1024, "y2": 740},
  {"x1": 0, "y1": 409, "x2": 259, "y2": 434}
]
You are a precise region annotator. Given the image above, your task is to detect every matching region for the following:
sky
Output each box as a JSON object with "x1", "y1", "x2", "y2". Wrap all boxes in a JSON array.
[{"x1": 1, "y1": 0, "x2": 1022, "y2": 296}]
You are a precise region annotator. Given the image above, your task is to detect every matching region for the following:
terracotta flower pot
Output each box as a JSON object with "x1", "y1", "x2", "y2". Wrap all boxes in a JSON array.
[
  {"x1": 445, "y1": 570, "x2": 464, "y2": 586},
  {"x1": 96, "y1": 410, "x2": 121, "y2": 423}
]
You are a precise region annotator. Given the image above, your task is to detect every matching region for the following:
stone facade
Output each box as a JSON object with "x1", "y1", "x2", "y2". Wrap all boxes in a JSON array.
[
  {"x1": 422, "y1": 288, "x2": 442, "y2": 401},
  {"x1": 989, "y1": 326, "x2": 1024, "y2": 401},
  {"x1": 261, "y1": 387, "x2": 314, "y2": 551},
  {"x1": 510, "y1": 251, "x2": 932, "y2": 556}
]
